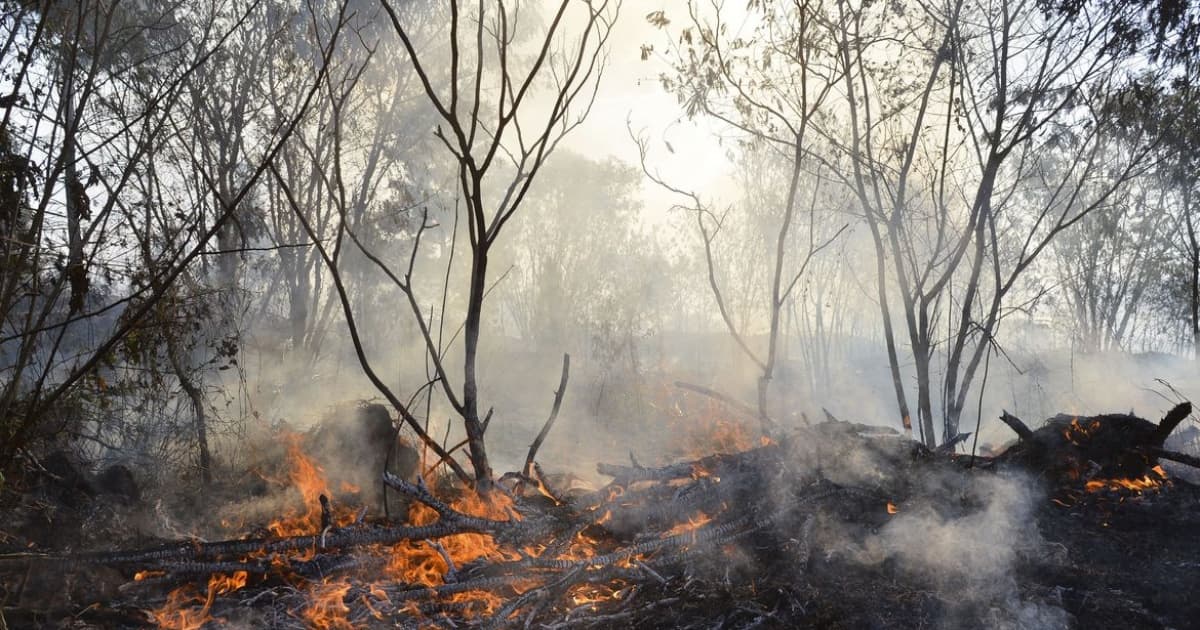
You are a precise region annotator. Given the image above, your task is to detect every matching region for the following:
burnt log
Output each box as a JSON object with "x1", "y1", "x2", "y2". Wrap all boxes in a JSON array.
[{"x1": 996, "y1": 402, "x2": 1193, "y2": 484}]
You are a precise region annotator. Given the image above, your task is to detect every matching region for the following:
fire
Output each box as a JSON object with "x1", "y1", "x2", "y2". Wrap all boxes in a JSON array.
[
  {"x1": 304, "y1": 579, "x2": 353, "y2": 630},
  {"x1": 887, "y1": 502, "x2": 899, "y2": 515},
  {"x1": 146, "y1": 436, "x2": 543, "y2": 629},
  {"x1": 1062, "y1": 418, "x2": 1101, "y2": 445},
  {"x1": 264, "y1": 431, "x2": 359, "y2": 537},
  {"x1": 385, "y1": 489, "x2": 519, "y2": 587},
  {"x1": 565, "y1": 530, "x2": 602, "y2": 559},
  {"x1": 568, "y1": 584, "x2": 622, "y2": 608},
  {"x1": 210, "y1": 571, "x2": 248, "y2": 594},
  {"x1": 361, "y1": 585, "x2": 391, "y2": 621},
  {"x1": 664, "y1": 512, "x2": 713, "y2": 537},
  {"x1": 1084, "y1": 465, "x2": 1169, "y2": 495},
  {"x1": 449, "y1": 590, "x2": 505, "y2": 616},
  {"x1": 267, "y1": 432, "x2": 331, "y2": 536},
  {"x1": 149, "y1": 572, "x2": 247, "y2": 629},
  {"x1": 653, "y1": 381, "x2": 762, "y2": 459},
  {"x1": 149, "y1": 586, "x2": 212, "y2": 630}
]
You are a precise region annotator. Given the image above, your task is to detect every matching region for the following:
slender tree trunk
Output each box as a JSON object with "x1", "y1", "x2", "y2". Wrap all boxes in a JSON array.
[
  {"x1": 166, "y1": 335, "x2": 212, "y2": 485},
  {"x1": 61, "y1": 63, "x2": 87, "y2": 314},
  {"x1": 1185, "y1": 187, "x2": 1198, "y2": 360},
  {"x1": 289, "y1": 263, "x2": 309, "y2": 352},
  {"x1": 864, "y1": 216, "x2": 914, "y2": 438},
  {"x1": 463, "y1": 238, "x2": 493, "y2": 487}
]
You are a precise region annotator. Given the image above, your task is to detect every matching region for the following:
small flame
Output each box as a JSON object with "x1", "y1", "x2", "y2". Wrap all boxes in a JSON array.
[
  {"x1": 1083, "y1": 465, "x2": 1169, "y2": 495},
  {"x1": 1084, "y1": 474, "x2": 1166, "y2": 494},
  {"x1": 150, "y1": 572, "x2": 246, "y2": 629},
  {"x1": 664, "y1": 512, "x2": 713, "y2": 537},
  {"x1": 568, "y1": 584, "x2": 622, "y2": 608},
  {"x1": 210, "y1": 571, "x2": 248, "y2": 595},
  {"x1": 149, "y1": 586, "x2": 212, "y2": 630},
  {"x1": 304, "y1": 579, "x2": 353, "y2": 630},
  {"x1": 886, "y1": 502, "x2": 899, "y2": 515},
  {"x1": 1062, "y1": 418, "x2": 1101, "y2": 445},
  {"x1": 146, "y1": 436, "x2": 601, "y2": 628},
  {"x1": 655, "y1": 382, "x2": 762, "y2": 458}
]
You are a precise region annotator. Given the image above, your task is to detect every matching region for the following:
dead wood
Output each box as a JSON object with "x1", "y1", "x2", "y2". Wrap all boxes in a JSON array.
[
  {"x1": 68, "y1": 520, "x2": 491, "y2": 567},
  {"x1": 673, "y1": 381, "x2": 758, "y2": 419},
  {"x1": 18, "y1": 407, "x2": 1200, "y2": 630},
  {"x1": 1156, "y1": 402, "x2": 1193, "y2": 443},
  {"x1": 526, "y1": 353, "x2": 571, "y2": 478},
  {"x1": 1143, "y1": 446, "x2": 1200, "y2": 470},
  {"x1": 999, "y1": 410, "x2": 1035, "y2": 441}
]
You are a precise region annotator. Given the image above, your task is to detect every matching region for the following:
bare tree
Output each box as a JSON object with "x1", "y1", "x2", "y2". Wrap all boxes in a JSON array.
[
  {"x1": 280, "y1": 0, "x2": 619, "y2": 488},
  {"x1": 828, "y1": 0, "x2": 1157, "y2": 445},
  {"x1": 1052, "y1": 166, "x2": 1172, "y2": 354},
  {"x1": 637, "y1": 0, "x2": 848, "y2": 433},
  {"x1": 0, "y1": 0, "x2": 348, "y2": 474}
]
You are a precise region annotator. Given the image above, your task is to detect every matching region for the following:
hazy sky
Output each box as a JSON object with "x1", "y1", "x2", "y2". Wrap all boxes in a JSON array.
[{"x1": 560, "y1": 0, "x2": 743, "y2": 225}]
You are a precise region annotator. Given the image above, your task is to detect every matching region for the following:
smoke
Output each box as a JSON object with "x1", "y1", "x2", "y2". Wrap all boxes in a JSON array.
[{"x1": 827, "y1": 470, "x2": 1072, "y2": 629}]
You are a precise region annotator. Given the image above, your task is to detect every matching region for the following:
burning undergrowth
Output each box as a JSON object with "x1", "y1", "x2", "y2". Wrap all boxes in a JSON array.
[{"x1": 2, "y1": 403, "x2": 1200, "y2": 628}]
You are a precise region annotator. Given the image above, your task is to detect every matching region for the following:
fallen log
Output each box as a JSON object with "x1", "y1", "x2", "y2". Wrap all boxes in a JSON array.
[
  {"x1": 996, "y1": 402, "x2": 1193, "y2": 487},
  {"x1": 60, "y1": 520, "x2": 492, "y2": 567},
  {"x1": 1142, "y1": 446, "x2": 1200, "y2": 470},
  {"x1": 999, "y1": 410, "x2": 1034, "y2": 441}
]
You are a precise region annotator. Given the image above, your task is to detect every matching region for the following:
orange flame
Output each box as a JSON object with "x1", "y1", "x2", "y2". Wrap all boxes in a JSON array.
[
  {"x1": 304, "y1": 579, "x2": 353, "y2": 630},
  {"x1": 1084, "y1": 465, "x2": 1169, "y2": 495},
  {"x1": 887, "y1": 502, "x2": 899, "y2": 515},
  {"x1": 150, "y1": 572, "x2": 247, "y2": 629},
  {"x1": 385, "y1": 490, "x2": 520, "y2": 587},
  {"x1": 1062, "y1": 418, "x2": 1101, "y2": 445},
  {"x1": 264, "y1": 431, "x2": 359, "y2": 537},
  {"x1": 664, "y1": 512, "x2": 713, "y2": 537},
  {"x1": 148, "y1": 437, "x2": 557, "y2": 629},
  {"x1": 149, "y1": 586, "x2": 212, "y2": 630},
  {"x1": 653, "y1": 382, "x2": 761, "y2": 459}
]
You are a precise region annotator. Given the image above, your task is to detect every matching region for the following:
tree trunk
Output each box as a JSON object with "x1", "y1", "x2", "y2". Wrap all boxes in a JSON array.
[
  {"x1": 61, "y1": 64, "x2": 87, "y2": 314},
  {"x1": 463, "y1": 239, "x2": 493, "y2": 487},
  {"x1": 1185, "y1": 189, "x2": 1198, "y2": 361},
  {"x1": 914, "y1": 340, "x2": 936, "y2": 447},
  {"x1": 166, "y1": 336, "x2": 212, "y2": 485},
  {"x1": 864, "y1": 217, "x2": 913, "y2": 438},
  {"x1": 289, "y1": 269, "x2": 309, "y2": 352}
]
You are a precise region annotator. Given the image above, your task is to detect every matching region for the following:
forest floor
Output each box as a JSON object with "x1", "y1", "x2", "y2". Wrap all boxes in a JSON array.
[{"x1": 1, "y1": 407, "x2": 1199, "y2": 629}]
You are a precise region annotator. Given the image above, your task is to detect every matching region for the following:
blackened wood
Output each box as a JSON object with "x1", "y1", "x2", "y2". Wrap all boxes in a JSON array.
[
  {"x1": 73, "y1": 521, "x2": 491, "y2": 566},
  {"x1": 1144, "y1": 446, "x2": 1200, "y2": 470},
  {"x1": 525, "y1": 353, "x2": 571, "y2": 477},
  {"x1": 999, "y1": 411, "x2": 1034, "y2": 441},
  {"x1": 673, "y1": 381, "x2": 758, "y2": 419},
  {"x1": 1155, "y1": 402, "x2": 1193, "y2": 443}
]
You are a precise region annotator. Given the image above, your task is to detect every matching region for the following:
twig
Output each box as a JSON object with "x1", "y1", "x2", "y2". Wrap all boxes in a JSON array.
[
  {"x1": 673, "y1": 381, "x2": 758, "y2": 419},
  {"x1": 425, "y1": 539, "x2": 458, "y2": 583}
]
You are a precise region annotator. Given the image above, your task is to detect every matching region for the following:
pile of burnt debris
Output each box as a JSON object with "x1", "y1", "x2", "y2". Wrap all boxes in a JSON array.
[{"x1": 2, "y1": 402, "x2": 1199, "y2": 629}]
